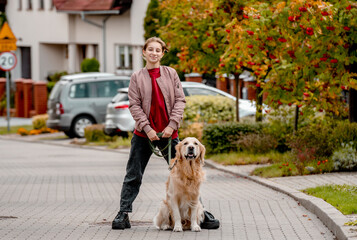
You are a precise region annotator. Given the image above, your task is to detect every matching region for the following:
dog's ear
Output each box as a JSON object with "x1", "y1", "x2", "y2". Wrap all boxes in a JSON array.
[
  {"x1": 174, "y1": 141, "x2": 182, "y2": 160},
  {"x1": 199, "y1": 142, "x2": 206, "y2": 165}
]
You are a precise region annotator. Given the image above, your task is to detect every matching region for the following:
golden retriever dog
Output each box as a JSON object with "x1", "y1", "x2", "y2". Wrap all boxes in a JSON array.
[{"x1": 153, "y1": 137, "x2": 206, "y2": 232}]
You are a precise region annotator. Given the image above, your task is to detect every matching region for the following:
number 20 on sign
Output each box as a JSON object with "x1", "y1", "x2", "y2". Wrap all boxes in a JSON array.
[{"x1": 0, "y1": 51, "x2": 17, "y2": 71}]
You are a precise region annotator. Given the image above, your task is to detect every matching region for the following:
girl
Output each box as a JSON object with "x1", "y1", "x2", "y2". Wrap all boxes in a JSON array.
[{"x1": 112, "y1": 37, "x2": 219, "y2": 230}]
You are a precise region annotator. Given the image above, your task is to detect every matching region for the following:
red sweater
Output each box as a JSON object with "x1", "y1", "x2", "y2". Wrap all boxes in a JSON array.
[{"x1": 134, "y1": 67, "x2": 178, "y2": 139}]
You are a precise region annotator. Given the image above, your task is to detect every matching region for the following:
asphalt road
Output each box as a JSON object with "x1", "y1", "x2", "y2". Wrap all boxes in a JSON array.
[{"x1": 0, "y1": 138, "x2": 335, "y2": 240}]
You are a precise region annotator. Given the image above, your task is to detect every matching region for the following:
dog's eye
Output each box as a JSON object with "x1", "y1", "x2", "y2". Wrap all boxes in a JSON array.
[
  {"x1": 183, "y1": 142, "x2": 188, "y2": 145},
  {"x1": 194, "y1": 142, "x2": 198, "y2": 145}
]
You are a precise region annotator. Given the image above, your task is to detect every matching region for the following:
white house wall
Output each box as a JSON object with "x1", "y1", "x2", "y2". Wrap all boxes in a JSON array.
[
  {"x1": 39, "y1": 44, "x2": 66, "y2": 79},
  {"x1": 6, "y1": 0, "x2": 151, "y2": 81}
]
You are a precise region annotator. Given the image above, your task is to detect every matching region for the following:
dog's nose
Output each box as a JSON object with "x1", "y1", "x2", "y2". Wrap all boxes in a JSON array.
[{"x1": 188, "y1": 146, "x2": 194, "y2": 152}]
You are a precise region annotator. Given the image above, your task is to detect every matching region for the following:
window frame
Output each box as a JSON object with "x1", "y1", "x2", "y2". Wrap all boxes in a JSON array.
[{"x1": 115, "y1": 45, "x2": 133, "y2": 70}]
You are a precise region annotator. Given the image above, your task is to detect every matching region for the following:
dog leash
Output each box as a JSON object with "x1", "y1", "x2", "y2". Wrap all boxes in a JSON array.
[{"x1": 148, "y1": 132, "x2": 176, "y2": 170}]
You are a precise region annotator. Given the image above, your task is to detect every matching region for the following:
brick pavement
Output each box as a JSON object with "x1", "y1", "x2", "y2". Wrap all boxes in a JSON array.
[{"x1": 0, "y1": 138, "x2": 335, "y2": 240}]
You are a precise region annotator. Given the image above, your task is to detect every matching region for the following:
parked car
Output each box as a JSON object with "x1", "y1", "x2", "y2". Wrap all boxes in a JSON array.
[
  {"x1": 46, "y1": 72, "x2": 130, "y2": 138},
  {"x1": 104, "y1": 82, "x2": 257, "y2": 136}
]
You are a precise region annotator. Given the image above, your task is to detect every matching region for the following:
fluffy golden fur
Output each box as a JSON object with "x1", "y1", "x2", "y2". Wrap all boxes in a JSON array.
[{"x1": 153, "y1": 137, "x2": 206, "y2": 232}]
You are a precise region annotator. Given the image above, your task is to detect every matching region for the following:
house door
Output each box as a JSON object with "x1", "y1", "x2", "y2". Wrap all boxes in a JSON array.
[{"x1": 21, "y1": 47, "x2": 31, "y2": 79}]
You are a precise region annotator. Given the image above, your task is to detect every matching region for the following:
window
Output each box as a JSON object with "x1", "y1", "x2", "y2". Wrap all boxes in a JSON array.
[
  {"x1": 27, "y1": 0, "x2": 32, "y2": 10},
  {"x1": 39, "y1": 0, "x2": 44, "y2": 10},
  {"x1": 18, "y1": 0, "x2": 22, "y2": 10},
  {"x1": 69, "y1": 83, "x2": 89, "y2": 98},
  {"x1": 116, "y1": 45, "x2": 133, "y2": 70}
]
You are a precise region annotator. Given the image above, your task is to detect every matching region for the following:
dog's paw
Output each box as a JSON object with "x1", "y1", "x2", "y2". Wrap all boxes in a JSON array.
[
  {"x1": 173, "y1": 224, "x2": 183, "y2": 232},
  {"x1": 191, "y1": 224, "x2": 201, "y2": 232},
  {"x1": 161, "y1": 224, "x2": 171, "y2": 230}
]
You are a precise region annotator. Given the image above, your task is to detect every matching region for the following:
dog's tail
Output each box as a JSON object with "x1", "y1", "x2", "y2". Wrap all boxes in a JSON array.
[{"x1": 153, "y1": 200, "x2": 172, "y2": 230}]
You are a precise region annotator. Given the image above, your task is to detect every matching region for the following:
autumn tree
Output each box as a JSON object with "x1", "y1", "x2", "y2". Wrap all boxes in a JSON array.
[{"x1": 222, "y1": 0, "x2": 356, "y2": 126}]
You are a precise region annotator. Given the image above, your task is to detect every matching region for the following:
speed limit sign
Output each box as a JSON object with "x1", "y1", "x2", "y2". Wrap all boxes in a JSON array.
[{"x1": 0, "y1": 51, "x2": 17, "y2": 71}]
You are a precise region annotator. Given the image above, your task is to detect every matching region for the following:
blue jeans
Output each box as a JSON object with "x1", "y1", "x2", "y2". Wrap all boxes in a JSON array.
[{"x1": 119, "y1": 134, "x2": 179, "y2": 212}]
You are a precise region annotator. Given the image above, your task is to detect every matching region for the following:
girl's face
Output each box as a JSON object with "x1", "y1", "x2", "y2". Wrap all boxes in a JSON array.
[{"x1": 143, "y1": 41, "x2": 164, "y2": 64}]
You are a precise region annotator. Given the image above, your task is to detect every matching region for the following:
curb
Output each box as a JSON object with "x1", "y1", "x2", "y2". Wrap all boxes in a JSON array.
[{"x1": 204, "y1": 159, "x2": 357, "y2": 240}]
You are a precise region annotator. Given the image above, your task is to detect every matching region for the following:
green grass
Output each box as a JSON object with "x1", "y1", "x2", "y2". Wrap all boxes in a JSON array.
[
  {"x1": 252, "y1": 162, "x2": 299, "y2": 177},
  {"x1": 303, "y1": 184, "x2": 357, "y2": 215},
  {"x1": 0, "y1": 125, "x2": 32, "y2": 135},
  {"x1": 208, "y1": 151, "x2": 291, "y2": 166},
  {"x1": 252, "y1": 158, "x2": 334, "y2": 178}
]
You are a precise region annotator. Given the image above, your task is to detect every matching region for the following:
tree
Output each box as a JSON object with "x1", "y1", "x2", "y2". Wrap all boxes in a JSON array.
[
  {"x1": 155, "y1": 0, "x2": 357, "y2": 124},
  {"x1": 222, "y1": 0, "x2": 356, "y2": 126},
  {"x1": 143, "y1": 0, "x2": 161, "y2": 39}
]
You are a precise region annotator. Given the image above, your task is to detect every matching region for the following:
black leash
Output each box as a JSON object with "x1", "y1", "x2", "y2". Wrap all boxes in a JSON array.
[{"x1": 148, "y1": 132, "x2": 176, "y2": 170}]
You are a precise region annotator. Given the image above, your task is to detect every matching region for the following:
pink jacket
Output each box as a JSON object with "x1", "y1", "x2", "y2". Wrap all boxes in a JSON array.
[{"x1": 128, "y1": 66, "x2": 186, "y2": 135}]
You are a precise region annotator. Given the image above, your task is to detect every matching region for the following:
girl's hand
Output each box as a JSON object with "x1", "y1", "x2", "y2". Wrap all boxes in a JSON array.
[
  {"x1": 147, "y1": 129, "x2": 160, "y2": 142},
  {"x1": 162, "y1": 126, "x2": 174, "y2": 138}
]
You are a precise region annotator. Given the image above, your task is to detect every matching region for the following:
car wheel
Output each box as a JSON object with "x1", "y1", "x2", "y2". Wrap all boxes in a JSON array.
[
  {"x1": 63, "y1": 130, "x2": 76, "y2": 138},
  {"x1": 71, "y1": 116, "x2": 95, "y2": 138}
]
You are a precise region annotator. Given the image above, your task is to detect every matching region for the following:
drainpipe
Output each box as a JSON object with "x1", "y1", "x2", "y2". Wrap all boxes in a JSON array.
[{"x1": 80, "y1": 12, "x2": 114, "y2": 72}]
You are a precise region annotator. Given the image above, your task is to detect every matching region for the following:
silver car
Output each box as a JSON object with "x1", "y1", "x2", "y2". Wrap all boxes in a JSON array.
[
  {"x1": 104, "y1": 82, "x2": 256, "y2": 136},
  {"x1": 46, "y1": 72, "x2": 130, "y2": 138}
]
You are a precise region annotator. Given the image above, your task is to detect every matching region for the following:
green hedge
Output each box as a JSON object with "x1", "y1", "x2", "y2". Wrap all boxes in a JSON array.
[
  {"x1": 202, "y1": 122, "x2": 266, "y2": 154},
  {"x1": 184, "y1": 95, "x2": 235, "y2": 123}
]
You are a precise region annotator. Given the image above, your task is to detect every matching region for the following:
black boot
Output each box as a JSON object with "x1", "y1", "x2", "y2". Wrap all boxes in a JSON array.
[
  {"x1": 200, "y1": 211, "x2": 220, "y2": 229},
  {"x1": 112, "y1": 212, "x2": 131, "y2": 230}
]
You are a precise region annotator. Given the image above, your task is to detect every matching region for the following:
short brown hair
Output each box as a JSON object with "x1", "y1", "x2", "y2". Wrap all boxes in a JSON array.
[{"x1": 143, "y1": 37, "x2": 169, "y2": 53}]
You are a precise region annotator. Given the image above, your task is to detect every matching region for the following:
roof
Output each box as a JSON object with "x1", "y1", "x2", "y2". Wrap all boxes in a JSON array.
[{"x1": 53, "y1": 0, "x2": 132, "y2": 12}]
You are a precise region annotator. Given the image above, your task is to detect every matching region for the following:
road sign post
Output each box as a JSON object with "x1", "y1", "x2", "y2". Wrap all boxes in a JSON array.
[
  {"x1": 0, "y1": 22, "x2": 18, "y2": 132},
  {"x1": 0, "y1": 51, "x2": 17, "y2": 132}
]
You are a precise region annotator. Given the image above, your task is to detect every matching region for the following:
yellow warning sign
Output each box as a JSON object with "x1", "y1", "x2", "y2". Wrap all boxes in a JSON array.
[{"x1": 0, "y1": 22, "x2": 17, "y2": 52}]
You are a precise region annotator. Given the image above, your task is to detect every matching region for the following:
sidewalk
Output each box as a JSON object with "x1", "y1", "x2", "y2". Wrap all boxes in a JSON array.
[
  {"x1": 1, "y1": 132, "x2": 357, "y2": 239},
  {"x1": 205, "y1": 161, "x2": 357, "y2": 240},
  {"x1": 0, "y1": 117, "x2": 33, "y2": 127}
]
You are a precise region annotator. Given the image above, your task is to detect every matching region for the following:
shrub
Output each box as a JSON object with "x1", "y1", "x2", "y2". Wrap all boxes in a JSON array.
[
  {"x1": 332, "y1": 142, "x2": 357, "y2": 171},
  {"x1": 47, "y1": 71, "x2": 68, "y2": 82},
  {"x1": 81, "y1": 58, "x2": 100, "y2": 72},
  {"x1": 84, "y1": 124, "x2": 115, "y2": 142},
  {"x1": 262, "y1": 120, "x2": 292, "y2": 153},
  {"x1": 32, "y1": 114, "x2": 48, "y2": 130},
  {"x1": 184, "y1": 95, "x2": 235, "y2": 123},
  {"x1": 287, "y1": 120, "x2": 335, "y2": 158},
  {"x1": 236, "y1": 133, "x2": 278, "y2": 154},
  {"x1": 179, "y1": 122, "x2": 204, "y2": 142},
  {"x1": 331, "y1": 121, "x2": 357, "y2": 147},
  {"x1": 202, "y1": 122, "x2": 266, "y2": 154},
  {"x1": 47, "y1": 71, "x2": 68, "y2": 96}
]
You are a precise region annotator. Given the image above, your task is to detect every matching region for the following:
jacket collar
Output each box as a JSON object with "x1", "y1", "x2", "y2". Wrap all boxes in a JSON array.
[{"x1": 143, "y1": 66, "x2": 165, "y2": 80}]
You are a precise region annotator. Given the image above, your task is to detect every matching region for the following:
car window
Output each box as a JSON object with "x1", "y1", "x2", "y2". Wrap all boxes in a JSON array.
[
  {"x1": 49, "y1": 82, "x2": 64, "y2": 100},
  {"x1": 69, "y1": 83, "x2": 89, "y2": 98},
  {"x1": 112, "y1": 92, "x2": 129, "y2": 103},
  {"x1": 185, "y1": 87, "x2": 223, "y2": 97},
  {"x1": 87, "y1": 80, "x2": 130, "y2": 98},
  {"x1": 109, "y1": 80, "x2": 130, "y2": 96},
  {"x1": 89, "y1": 81, "x2": 111, "y2": 98}
]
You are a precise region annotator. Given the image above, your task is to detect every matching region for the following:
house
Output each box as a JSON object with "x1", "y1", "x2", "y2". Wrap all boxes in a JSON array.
[{"x1": 5, "y1": 0, "x2": 150, "y2": 81}]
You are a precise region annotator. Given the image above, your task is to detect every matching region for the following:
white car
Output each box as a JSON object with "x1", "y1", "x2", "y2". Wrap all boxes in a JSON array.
[{"x1": 104, "y1": 82, "x2": 256, "y2": 136}]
